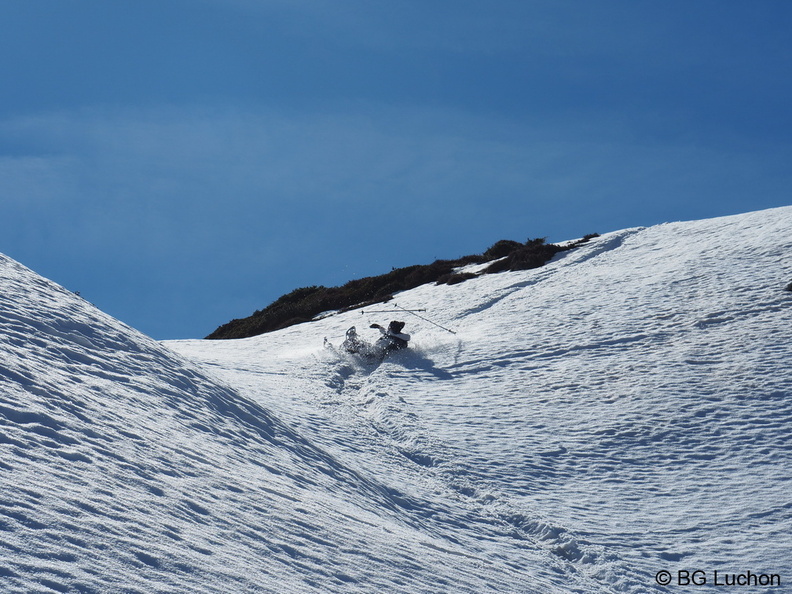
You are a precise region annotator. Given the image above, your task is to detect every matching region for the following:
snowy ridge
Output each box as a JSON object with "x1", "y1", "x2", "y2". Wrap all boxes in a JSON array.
[{"x1": 2, "y1": 206, "x2": 792, "y2": 593}]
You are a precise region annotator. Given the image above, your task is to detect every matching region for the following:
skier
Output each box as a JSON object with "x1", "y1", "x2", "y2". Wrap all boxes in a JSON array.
[
  {"x1": 370, "y1": 320, "x2": 410, "y2": 353},
  {"x1": 338, "y1": 320, "x2": 410, "y2": 360}
]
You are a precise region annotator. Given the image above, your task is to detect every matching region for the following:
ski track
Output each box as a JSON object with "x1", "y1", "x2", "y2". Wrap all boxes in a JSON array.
[
  {"x1": 2, "y1": 206, "x2": 792, "y2": 592},
  {"x1": 182, "y1": 344, "x2": 613, "y2": 593}
]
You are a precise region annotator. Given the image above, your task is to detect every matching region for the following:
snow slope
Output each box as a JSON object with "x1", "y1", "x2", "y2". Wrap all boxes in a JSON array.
[{"x1": 1, "y1": 206, "x2": 791, "y2": 593}]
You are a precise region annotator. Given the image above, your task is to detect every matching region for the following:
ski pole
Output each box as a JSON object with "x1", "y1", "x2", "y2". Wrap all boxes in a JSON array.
[
  {"x1": 392, "y1": 303, "x2": 457, "y2": 334},
  {"x1": 361, "y1": 309, "x2": 426, "y2": 313},
  {"x1": 361, "y1": 304, "x2": 456, "y2": 334}
]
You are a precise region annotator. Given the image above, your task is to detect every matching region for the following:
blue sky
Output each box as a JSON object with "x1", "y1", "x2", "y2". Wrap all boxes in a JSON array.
[{"x1": 2, "y1": 0, "x2": 791, "y2": 339}]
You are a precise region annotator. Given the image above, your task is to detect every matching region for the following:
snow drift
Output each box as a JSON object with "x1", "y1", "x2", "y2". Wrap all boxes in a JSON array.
[{"x1": 1, "y1": 206, "x2": 791, "y2": 593}]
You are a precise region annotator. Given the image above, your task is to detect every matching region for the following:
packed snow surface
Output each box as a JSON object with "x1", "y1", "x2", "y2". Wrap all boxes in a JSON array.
[{"x1": 1, "y1": 206, "x2": 791, "y2": 593}]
